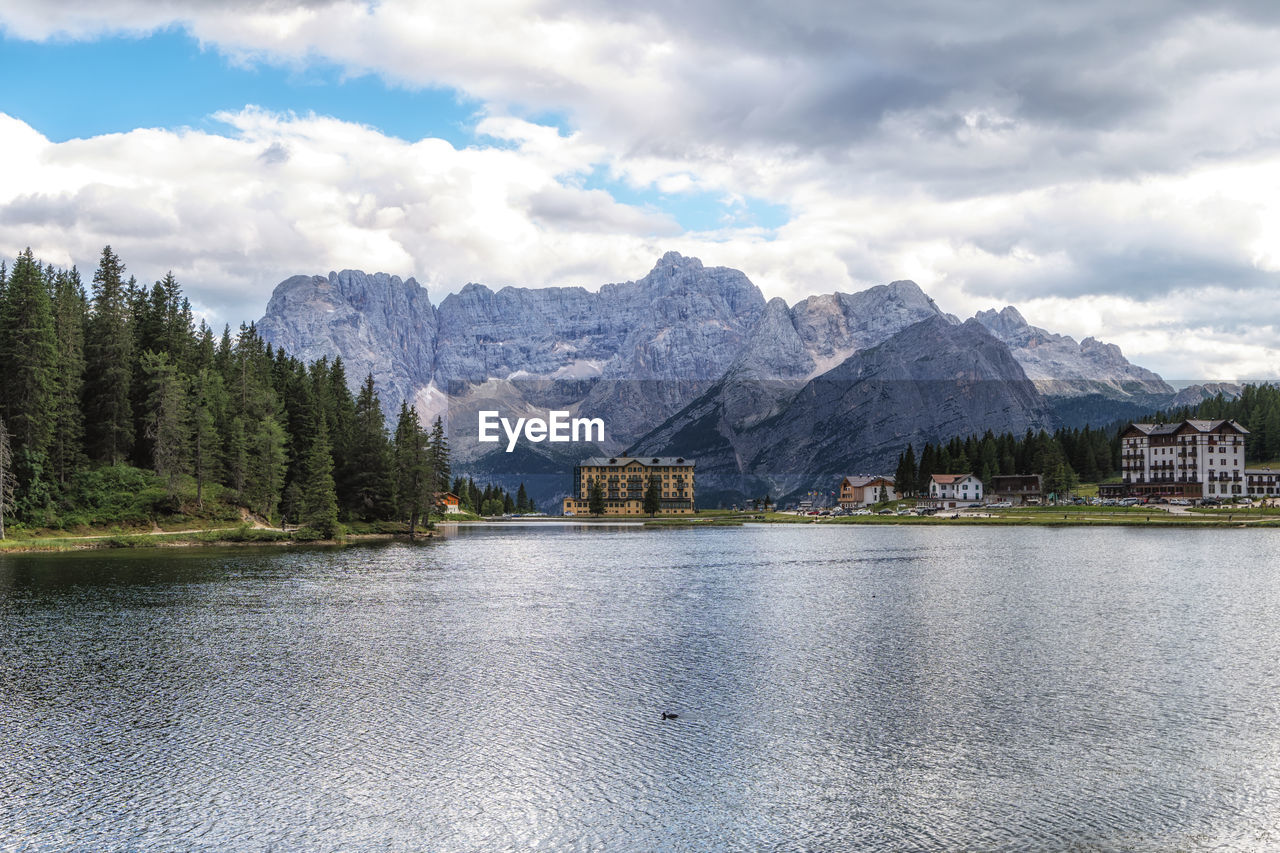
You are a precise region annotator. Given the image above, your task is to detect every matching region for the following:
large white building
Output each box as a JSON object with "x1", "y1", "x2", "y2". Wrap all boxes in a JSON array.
[{"x1": 1119, "y1": 419, "x2": 1249, "y2": 500}]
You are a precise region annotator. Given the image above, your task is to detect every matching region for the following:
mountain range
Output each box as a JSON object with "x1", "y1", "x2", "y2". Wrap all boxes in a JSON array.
[{"x1": 257, "y1": 252, "x2": 1204, "y2": 508}]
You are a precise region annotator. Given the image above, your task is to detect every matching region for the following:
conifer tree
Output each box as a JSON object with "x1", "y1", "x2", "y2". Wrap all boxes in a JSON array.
[
  {"x1": 142, "y1": 351, "x2": 191, "y2": 497},
  {"x1": 49, "y1": 268, "x2": 87, "y2": 482},
  {"x1": 189, "y1": 368, "x2": 224, "y2": 509},
  {"x1": 394, "y1": 403, "x2": 433, "y2": 538},
  {"x1": 244, "y1": 417, "x2": 288, "y2": 522},
  {"x1": 429, "y1": 417, "x2": 451, "y2": 494},
  {"x1": 344, "y1": 374, "x2": 395, "y2": 520},
  {"x1": 300, "y1": 415, "x2": 340, "y2": 538},
  {"x1": 588, "y1": 478, "x2": 605, "y2": 515},
  {"x1": 644, "y1": 474, "x2": 661, "y2": 516},
  {"x1": 0, "y1": 249, "x2": 58, "y2": 456},
  {"x1": 85, "y1": 246, "x2": 134, "y2": 463},
  {"x1": 0, "y1": 417, "x2": 15, "y2": 540}
]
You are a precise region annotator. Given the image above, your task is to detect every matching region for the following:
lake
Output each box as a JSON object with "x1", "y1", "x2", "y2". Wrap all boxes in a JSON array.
[{"x1": 3, "y1": 525, "x2": 1280, "y2": 851}]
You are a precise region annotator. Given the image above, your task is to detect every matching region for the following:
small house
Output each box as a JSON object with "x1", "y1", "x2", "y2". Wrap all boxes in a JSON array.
[
  {"x1": 921, "y1": 473, "x2": 983, "y2": 508},
  {"x1": 990, "y1": 474, "x2": 1042, "y2": 505},
  {"x1": 839, "y1": 475, "x2": 897, "y2": 508}
]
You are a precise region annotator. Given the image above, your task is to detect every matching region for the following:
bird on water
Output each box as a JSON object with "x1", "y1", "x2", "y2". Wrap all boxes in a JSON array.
[{"x1": 662, "y1": 712, "x2": 679, "y2": 720}]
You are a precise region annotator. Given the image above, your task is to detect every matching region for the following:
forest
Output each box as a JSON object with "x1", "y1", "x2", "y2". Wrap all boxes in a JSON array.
[
  {"x1": 0, "y1": 246, "x2": 452, "y2": 539},
  {"x1": 5, "y1": 245, "x2": 1279, "y2": 536},
  {"x1": 891, "y1": 385, "x2": 1280, "y2": 498}
]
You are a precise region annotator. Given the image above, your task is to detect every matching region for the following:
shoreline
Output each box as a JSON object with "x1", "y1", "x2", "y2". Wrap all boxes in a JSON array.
[
  {"x1": 4, "y1": 508, "x2": 1278, "y2": 553},
  {"x1": 0, "y1": 529, "x2": 430, "y2": 554}
]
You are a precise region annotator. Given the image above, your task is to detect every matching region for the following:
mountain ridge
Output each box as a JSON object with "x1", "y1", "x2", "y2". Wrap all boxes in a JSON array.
[{"x1": 257, "y1": 253, "x2": 1176, "y2": 508}]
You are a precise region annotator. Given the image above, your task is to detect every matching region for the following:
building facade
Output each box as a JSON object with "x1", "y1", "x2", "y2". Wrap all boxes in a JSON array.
[
  {"x1": 838, "y1": 475, "x2": 897, "y2": 508},
  {"x1": 1246, "y1": 468, "x2": 1279, "y2": 498},
  {"x1": 990, "y1": 474, "x2": 1042, "y2": 505},
  {"x1": 920, "y1": 473, "x2": 983, "y2": 508},
  {"x1": 1120, "y1": 419, "x2": 1249, "y2": 500},
  {"x1": 562, "y1": 456, "x2": 695, "y2": 516}
]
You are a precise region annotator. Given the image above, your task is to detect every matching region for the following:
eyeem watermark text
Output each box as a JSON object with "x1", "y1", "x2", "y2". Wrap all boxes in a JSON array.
[{"x1": 478, "y1": 410, "x2": 605, "y2": 452}]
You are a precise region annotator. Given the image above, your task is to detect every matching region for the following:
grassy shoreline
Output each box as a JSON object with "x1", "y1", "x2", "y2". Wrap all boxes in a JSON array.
[
  {"x1": 0, "y1": 523, "x2": 432, "y2": 553},
  {"x1": 6, "y1": 506, "x2": 1278, "y2": 552}
]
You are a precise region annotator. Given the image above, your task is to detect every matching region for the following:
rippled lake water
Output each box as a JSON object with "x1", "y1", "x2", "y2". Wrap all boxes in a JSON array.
[{"x1": 3, "y1": 524, "x2": 1280, "y2": 851}]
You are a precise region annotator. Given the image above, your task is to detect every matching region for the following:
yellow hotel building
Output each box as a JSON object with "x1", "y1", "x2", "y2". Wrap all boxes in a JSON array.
[{"x1": 562, "y1": 456, "x2": 696, "y2": 516}]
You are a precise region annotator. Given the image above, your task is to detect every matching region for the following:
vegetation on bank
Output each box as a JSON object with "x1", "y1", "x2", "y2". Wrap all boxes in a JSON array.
[
  {"x1": 0, "y1": 247, "x2": 453, "y2": 542},
  {"x1": 880, "y1": 385, "x2": 1280, "y2": 507}
]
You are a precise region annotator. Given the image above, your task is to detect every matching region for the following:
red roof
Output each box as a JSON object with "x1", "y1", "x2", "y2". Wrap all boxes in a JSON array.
[{"x1": 930, "y1": 473, "x2": 974, "y2": 484}]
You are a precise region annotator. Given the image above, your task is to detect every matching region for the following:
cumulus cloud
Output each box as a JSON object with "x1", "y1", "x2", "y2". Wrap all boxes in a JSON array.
[
  {"x1": 4, "y1": 1, "x2": 1280, "y2": 377},
  {"x1": 0, "y1": 109, "x2": 695, "y2": 322}
]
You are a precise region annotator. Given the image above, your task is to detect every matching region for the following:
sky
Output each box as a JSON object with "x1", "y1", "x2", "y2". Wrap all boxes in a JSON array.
[{"x1": 2, "y1": 1, "x2": 1280, "y2": 380}]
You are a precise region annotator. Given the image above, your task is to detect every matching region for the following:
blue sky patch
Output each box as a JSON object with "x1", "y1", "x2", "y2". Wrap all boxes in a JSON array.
[
  {"x1": 584, "y1": 168, "x2": 788, "y2": 235},
  {"x1": 0, "y1": 29, "x2": 479, "y2": 146}
]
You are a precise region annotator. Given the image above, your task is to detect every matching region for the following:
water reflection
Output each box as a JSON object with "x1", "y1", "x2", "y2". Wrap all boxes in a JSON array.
[{"x1": 2, "y1": 526, "x2": 1280, "y2": 850}]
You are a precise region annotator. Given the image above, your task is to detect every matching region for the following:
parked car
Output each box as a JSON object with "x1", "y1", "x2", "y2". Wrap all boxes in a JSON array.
[{"x1": 877, "y1": 508, "x2": 894, "y2": 515}]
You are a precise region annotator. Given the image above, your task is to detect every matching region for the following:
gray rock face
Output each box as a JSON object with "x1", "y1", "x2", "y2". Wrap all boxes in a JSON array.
[
  {"x1": 256, "y1": 270, "x2": 437, "y2": 410},
  {"x1": 973, "y1": 306, "x2": 1172, "y2": 398},
  {"x1": 628, "y1": 316, "x2": 1054, "y2": 503},
  {"x1": 1168, "y1": 382, "x2": 1244, "y2": 408},
  {"x1": 430, "y1": 252, "x2": 764, "y2": 388},
  {"x1": 256, "y1": 253, "x2": 1167, "y2": 509}
]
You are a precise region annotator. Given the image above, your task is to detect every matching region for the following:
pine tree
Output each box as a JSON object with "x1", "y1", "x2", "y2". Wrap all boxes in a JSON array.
[
  {"x1": 516, "y1": 482, "x2": 529, "y2": 513},
  {"x1": 85, "y1": 246, "x2": 135, "y2": 463},
  {"x1": 299, "y1": 414, "x2": 340, "y2": 538},
  {"x1": 244, "y1": 417, "x2": 288, "y2": 522},
  {"x1": 429, "y1": 417, "x2": 451, "y2": 495},
  {"x1": 0, "y1": 417, "x2": 15, "y2": 540},
  {"x1": 0, "y1": 249, "x2": 58, "y2": 456},
  {"x1": 588, "y1": 478, "x2": 605, "y2": 515},
  {"x1": 393, "y1": 403, "x2": 433, "y2": 538},
  {"x1": 917, "y1": 443, "x2": 936, "y2": 495},
  {"x1": 895, "y1": 445, "x2": 917, "y2": 497},
  {"x1": 48, "y1": 268, "x2": 87, "y2": 482},
  {"x1": 340, "y1": 375, "x2": 395, "y2": 520},
  {"x1": 189, "y1": 368, "x2": 224, "y2": 509},
  {"x1": 142, "y1": 351, "x2": 191, "y2": 497},
  {"x1": 644, "y1": 474, "x2": 661, "y2": 516}
]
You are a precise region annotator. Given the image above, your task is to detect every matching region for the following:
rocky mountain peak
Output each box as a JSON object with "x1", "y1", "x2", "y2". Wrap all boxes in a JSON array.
[
  {"x1": 974, "y1": 306, "x2": 1030, "y2": 338},
  {"x1": 974, "y1": 305, "x2": 1171, "y2": 398}
]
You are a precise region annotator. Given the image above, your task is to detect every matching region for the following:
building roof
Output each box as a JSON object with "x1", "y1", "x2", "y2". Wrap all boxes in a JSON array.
[
  {"x1": 1126, "y1": 418, "x2": 1250, "y2": 436},
  {"x1": 841, "y1": 475, "x2": 894, "y2": 488},
  {"x1": 930, "y1": 473, "x2": 976, "y2": 484},
  {"x1": 578, "y1": 456, "x2": 694, "y2": 468},
  {"x1": 991, "y1": 474, "x2": 1041, "y2": 486}
]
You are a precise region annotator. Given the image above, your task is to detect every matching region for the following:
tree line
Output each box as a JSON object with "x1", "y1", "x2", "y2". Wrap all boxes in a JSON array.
[
  {"x1": 450, "y1": 477, "x2": 537, "y2": 516},
  {"x1": 892, "y1": 426, "x2": 1117, "y2": 498},
  {"x1": 890, "y1": 386, "x2": 1280, "y2": 499},
  {"x1": 1154, "y1": 385, "x2": 1280, "y2": 463},
  {"x1": 0, "y1": 246, "x2": 450, "y2": 538}
]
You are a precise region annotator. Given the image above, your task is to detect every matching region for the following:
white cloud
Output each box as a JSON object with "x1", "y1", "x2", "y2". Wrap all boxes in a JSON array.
[{"x1": 5, "y1": 2, "x2": 1280, "y2": 379}]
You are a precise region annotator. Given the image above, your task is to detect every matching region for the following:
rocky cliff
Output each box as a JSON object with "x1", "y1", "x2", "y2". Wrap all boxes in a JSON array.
[
  {"x1": 257, "y1": 253, "x2": 1171, "y2": 509},
  {"x1": 628, "y1": 316, "x2": 1054, "y2": 503},
  {"x1": 973, "y1": 306, "x2": 1172, "y2": 399}
]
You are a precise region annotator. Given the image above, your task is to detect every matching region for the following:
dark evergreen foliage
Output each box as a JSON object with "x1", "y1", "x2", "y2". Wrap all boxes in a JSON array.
[{"x1": 0, "y1": 246, "x2": 453, "y2": 535}]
